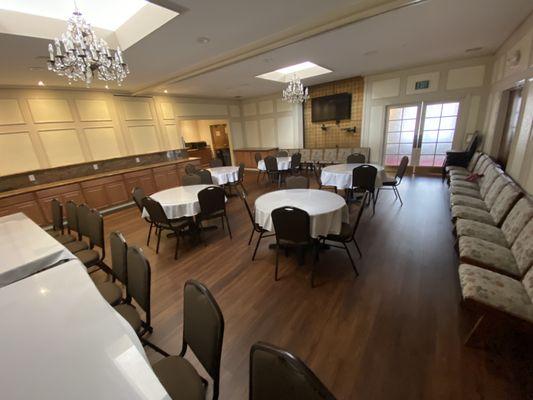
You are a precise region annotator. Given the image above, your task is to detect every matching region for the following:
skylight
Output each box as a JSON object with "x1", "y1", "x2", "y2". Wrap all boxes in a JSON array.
[
  {"x1": 0, "y1": 0, "x2": 148, "y2": 31},
  {"x1": 256, "y1": 61, "x2": 332, "y2": 83}
]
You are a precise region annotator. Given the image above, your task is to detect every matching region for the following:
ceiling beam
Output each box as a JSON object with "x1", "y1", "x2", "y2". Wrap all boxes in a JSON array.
[{"x1": 133, "y1": 0, "x2": 430, "y2": 95}]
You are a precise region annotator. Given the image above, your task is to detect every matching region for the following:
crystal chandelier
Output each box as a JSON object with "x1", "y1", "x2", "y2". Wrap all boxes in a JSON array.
[
  {"x1": 282, "y1": 74, "x2": 309, "y2": 104},
  {"x1": 47, "y1": 6, "x2": 130, "y2": 85}
]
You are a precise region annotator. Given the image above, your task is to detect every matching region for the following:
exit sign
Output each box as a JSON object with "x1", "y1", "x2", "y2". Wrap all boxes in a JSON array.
[{"x1": 415, "y1": 80, "x2": 430, "y2": 90}]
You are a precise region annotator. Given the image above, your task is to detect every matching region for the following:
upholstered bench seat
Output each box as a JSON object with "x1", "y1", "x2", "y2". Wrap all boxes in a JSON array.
[
  {"x1": 459, "y1": 219, "x2": 533, "y2": 279},
  {"x1": 459, "y1": 264, "x2": 533, "y2": 323},
  {"x1": 449, "y1": 194, "x2": 487, "y2": 209},
  {"x1": 450, "y1": 180, "x2": 479, "y2": 190},
  {"x1": 450, "y1": 186, "x2": 482, "y2": 198},
  {"x1": 456, "y1": 219, "x2": 508, "y2": 246},
  {"x1": 452, "y1": 206, "x2": 496, "y2": 225}
]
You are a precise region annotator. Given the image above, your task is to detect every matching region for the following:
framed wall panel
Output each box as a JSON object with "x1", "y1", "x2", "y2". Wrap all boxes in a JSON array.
[
  {"x1": 0, "y1": 131, "x2": 40, "y2": 175},
  {"x1": 27, "y1": 98, "x2": 73, "y2": 123},
  {"x1": 259, "y1": 100, "x2": 274, "y2": 115},
  {"x1": 122, "y1": 100, "x2": 153, "y2": 121},
  {"x1": 164, "y1": 124, "x2": 180, "y2": 149},
  {"x1": 160, "y1": 102, "x2": 175, "y2": 120},
  {"x1": 259, "y1": 118, "x2": 276, "y2": 147},
  {"x1": 0, "y1": 99, "x2": 25, "y2": 125},
  {"x1": 129, "y1": 125, "x2": 160, "y2": 154},
  {"x1": 84, "y1": 127, "x2": 121, "y2": 160},
  {"x1": 39, "y1": 128, "x2": 85, "y2": 167},
  {"x1": 75, "y1": 99, "x2": 112, "y2": 121},
  {"x1": 244, "y1": 120, "x2": 260, "y2": 147}
]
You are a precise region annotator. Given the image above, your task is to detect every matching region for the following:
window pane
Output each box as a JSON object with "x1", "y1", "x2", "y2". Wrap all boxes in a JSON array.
[
  {"x1": 423, "y1": 130, "x2": 438, "y2": 142},
  {"x1": 385, "y1": 155, "x2": 399, "y2": 165},
  {"x1": 425, "y1": 104, "x2": 442, "y2": 118},
  {"x1": 440, "y1": 116, "x2": 457, "y2": 130},
  {"x1": 386, "y1": 143, "x2": 399, "y2": 154},
  {"x1": 421, "y1": 143, "x2": 436, "y2": 155},
  {"x1": 424, "y1": 117, "x2": 440, "y2": 130},
  {"x1": 442, "y1": 102, "x2": 459, "y2": 116},
  {"x1": 438, "y1": 130, "x2": 454, "y2": 142},
  {"x1": 434, "y1": 155, "x2": 446, "y2": 166},
  {"x1": 399, "y1": 143, "x2": 412, "y2": 154},
  {"x1": 388, "y1": 108, "x2": 403, "y2": 120},
  {"x1": 387, "y1": 132, "x2": 400, "y2": 143},
  {"x1": 436, "y1": 142, "x2": 452, "y2": 154},
  {"x1": 401, "y1": 119, "x2": 416, "y2": 131},
  {"x1": 419, "y1": 155, "x2": 434, "y2": 166},
  {"x1": 400, "y1": 131, "x2": 414, "y2": 144},
  {"x1": 388, "y1": 120, "x2": 401, "y2": 132},
  {"x1": 403, "y1": 106, "x2": 418, "y2": 119}
]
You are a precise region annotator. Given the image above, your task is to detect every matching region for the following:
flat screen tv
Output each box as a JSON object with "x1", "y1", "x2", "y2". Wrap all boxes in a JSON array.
[{"x1": 311, "y1": 93, "x2": 352, "y2": 122}]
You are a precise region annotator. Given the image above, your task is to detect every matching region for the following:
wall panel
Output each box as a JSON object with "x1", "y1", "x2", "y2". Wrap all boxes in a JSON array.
[
  {"x1": 0, "y1": 99, "x2": 24, "y2": 125},
  {"x1": 128, "y1": 125, "x2": 160, "y2": 154},
  {"x1": 244, "y1": 120, "x2": 260, "y2": 147},
  {"x1": 122, "y1": 100, "x2": 153, "y2": 120},
  {"x1": 259, "y1": 118, "x2": 276, "y2": 147},
  {"x1": 84, "y1": 127, "x2": 121, "y2": 160},
  {"x1": 39, "y1": 129, "x2": 85, "y2": 167},
  {"x1": 75, "y1": 99, "x2": 111, "y2": 121},
  {"x1": 28, "y1": 99, "x2": 73, "y2": 123},
  {"x1": 0, "y1": 132, "x2": 40, "y2": 175}
]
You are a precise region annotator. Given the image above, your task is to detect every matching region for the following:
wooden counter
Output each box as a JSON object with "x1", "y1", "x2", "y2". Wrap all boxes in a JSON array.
[
  {"x1": 0, "y1": 157, "x2": 202, "y2": 226},
  {"x1": 233, "y1": 148, "x2": 277, "y2": 168}
]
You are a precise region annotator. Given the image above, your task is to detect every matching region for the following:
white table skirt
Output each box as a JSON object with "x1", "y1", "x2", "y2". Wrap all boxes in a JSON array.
[
  {"x1": 0, "y1": 213, "x2": 75, "y2": 288},
  {"x1": 142, "y1": 184, "x2": 222, "y2": 220},
  {"x1": 208, "y1": 166, "x2": 239, "y2": 185},
  {"x1": 255, "y1": 189, "x2": 349, "y2": 238},
  {"x1": 257, "y1": 157, "x2": 291, "y2": 171},
  {"x1": 320, "y1": 163, "x2": 385, "y2": 190},
  {"x1": 0, "y1": 260, "x2": 170, "y2": 399}
]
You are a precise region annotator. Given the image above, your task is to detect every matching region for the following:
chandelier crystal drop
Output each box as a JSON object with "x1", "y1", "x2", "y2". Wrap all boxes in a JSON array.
[
  {"x1": 282, "y1": 74, "x2": 309, "y2": 104},
  {"x1": 47, "y1": 7, "x2": 130, "y2": 85}
]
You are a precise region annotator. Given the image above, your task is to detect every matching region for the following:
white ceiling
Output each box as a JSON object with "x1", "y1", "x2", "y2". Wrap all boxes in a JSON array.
[{"x1": 0, "y1": 0, "x2": 531, "y2": 97}]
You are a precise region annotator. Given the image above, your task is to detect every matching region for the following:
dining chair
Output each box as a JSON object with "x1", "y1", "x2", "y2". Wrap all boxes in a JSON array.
[
  {"x1": 347, "y1": 153, "x2": 366, "y2": 163},
  {"x1": 239, "y1": 190, "x2": 274, "y2": 260},
  {"x1": 255, "y1": 152, "x2": 264, "y2": 183},
  {"x1": 142, "y1": 197, "x2": 190, "y2": 259},
  {"x1": 49, "y1": 199, "x2": 76, "y2": 244},
  {"x1": 276, "y1": 150, "x2": 288, "y2": 157},
  {"x1": 195, "y1": 169, "x2": 214, "y2": 184},
  {"x1": 152, "y1": 280, "x2": 225, "y2": 400},
  {"x1": 313, "y1": 164, "x2": 337, "y2": 193},
  {"x1": 63, "y1": 200, "x2": 90, "y2": 253},
  {"x1": 209, "y1": 158, "x2": 223, "y2": 167},
  {"x1": 286, "y1": 175, "x2": 309, "y2": 189},
  {"x1": 198, "y1": 186, "x2": 232, "y2": 240},
  {"x1": 75, "y1": 208, "x2": 110, "y2": 274},
  {"x1": 113, "y1": 246, "x2": 168, "y2": 356},
  {"x1": 290, "y1": 152, "x2": 302, "y2": 175},
  {"x1": 321, "y1": 191, "x2": 368, "y2": 276},
  {"x1": 228, "y1": 163, "x2": 246, "y2": 195},
  {"x1": 95, "y1": 231, "x2": 128, "y2": 306},
  {"x1": 185, "y1": 163, "x2": 198, "y2": 174},
  {"x1": 182, "y1": 174, "x2": 202, "y2": 186},
  {"x1": 132, "y1": 187, "x2": 154, "y2": 246},
  {"x1": 249, "y1": 342, "x2": 337, "y2": 400},
  {"x1": 352, "y1": 165, "x2": 377, "y2": 215},
  {"x1": 271, "y1": 206, "x2": 318, "y2": 287},
  {"x1": 378, "y1": 156, "x2": 409, "y2": 206},
  {"x1": 264, "y1": 155, "x2": 282, "y2": 187}
]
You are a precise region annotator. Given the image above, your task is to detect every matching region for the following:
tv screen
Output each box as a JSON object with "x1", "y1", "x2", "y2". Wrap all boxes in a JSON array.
[{"x1": 311, "y1": 93, "x2": 352, "y2": 122}]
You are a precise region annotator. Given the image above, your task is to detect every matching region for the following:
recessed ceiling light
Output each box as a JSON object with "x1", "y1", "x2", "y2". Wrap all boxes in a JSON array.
[
  {"x1": 256, "y1": 61, "x2": 332, "y2": 83},
  {"x1": 68, "y1": 82, "x2": 72, "y2": 85},
  {"x1": 465, "y1": 47, "x2": 483, "y2": 53},
  {"x1": 105, "y1": 85, "x2": 109, "y2": 89},
  {"x1": 197, "y1": 36, "x2": 210, "y2": 44},
  {"x1": 37, "y1": 80, "x2": 44, "y2": 86},
  {"x1": 164, "y1": 89, "x2": 168, "y2": 93}
]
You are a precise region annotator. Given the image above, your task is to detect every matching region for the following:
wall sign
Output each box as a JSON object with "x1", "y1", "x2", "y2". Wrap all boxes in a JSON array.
[{"x1": 415, "y1": 80, "x2": 430, "y2": 90}]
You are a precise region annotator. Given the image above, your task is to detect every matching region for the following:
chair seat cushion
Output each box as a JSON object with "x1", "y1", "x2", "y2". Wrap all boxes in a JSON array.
[
  {"x1": 452, "y1": 206, "x2": 496, "y2": 226},
  {"x1": 95, "y1": 282, "x2": 122, "y2": 306},
  {"x1": 459, "y1": 236, "x2": 521, "y2": 278},
  {"x1": 450, "y1": 186, "x2": 481, "y2": 198},
  {"x1": 455, "y1": 219, "x2": 508, "y2": 247},
  {"x1": 76, "y1": 249, "x2": 100, "y2": 267},
  {"x1": 152, "y1": 356, "x2": 206, "y2": 400},
  {"x1": 64, "y1": 240, "x2": 89, "y2": 253},
  {"x1": 459, "y1": 264, "x2": 533, "y2": 323},
  {"x1": 446, "y1": 166, "x2": 468, "y2": 173},
  {"x1": 114, "y1": 304, "x2": 142, "y2": 333},
  {"x1": 55, "y1": 233, "x2": 76, "y2": 245},
  {"x1": 450, "y1": 180, "x2": 479, "y2": 190},
  {"x1": 449, "y1": 195, "x2": 487, "y2": 210}
]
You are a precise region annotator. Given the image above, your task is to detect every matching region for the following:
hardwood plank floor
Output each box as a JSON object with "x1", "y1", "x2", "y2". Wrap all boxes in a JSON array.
[{"x1": 96, "y1": 173, "x2": 533, "y2": 400}]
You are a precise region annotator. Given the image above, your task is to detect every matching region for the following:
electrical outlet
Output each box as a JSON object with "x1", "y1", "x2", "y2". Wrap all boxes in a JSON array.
[
  {"x1": 135, "y1": 157, "x2": 140, "y2": 163},
  {"x1": 92, "y1": 164, "x2": 99, "y2": 170},
  {"x1": 28, "y1": 174, "x2": 35, "y2": 182}
]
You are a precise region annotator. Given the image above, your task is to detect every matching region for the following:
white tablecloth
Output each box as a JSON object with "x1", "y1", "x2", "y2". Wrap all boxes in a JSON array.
[
  {"x1": 142, "y1": 184, "x2": 218, "y2": 220},
  {"x1": 255, "y1": 189, "x2": 349, "y2": 238},
  {"x1": 0, "y1": 213, "x2": 75, "y2": 288},
  {"x1": 0, "y1": 260, "x2": 170, "y2": 399},
  {"x1": 207, "y1": 166, "x2": 239, "y2": 185},
  {"x1": 320, "y1": 163, "x2": 385, "y2": 190},
  {"x1": 257, "y1": 157, "x2": 291, "y2": 171}
]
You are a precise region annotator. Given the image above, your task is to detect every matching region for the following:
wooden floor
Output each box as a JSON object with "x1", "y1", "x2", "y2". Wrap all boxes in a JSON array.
[{"x1": 97, "y1": 173, "x2": 533, "y2": 400}]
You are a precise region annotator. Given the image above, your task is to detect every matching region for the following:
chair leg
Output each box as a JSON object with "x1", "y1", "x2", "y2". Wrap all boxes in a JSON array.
[
  {"x1": 248, "y1": 227, "x2": 255, "y2": 245},
  {"x1": 174, "y1": 230, "x2": 180, "y2": 260},
  {"x1": 464, "y1": 314, "x2": 487, "y2": 347},
  {"x1": 156, "y1": 227, "x2": 162, "y2": 254},
  {"x1": 343, "y1": 242, "x2": 358, "y2": 276},
  {"x1": 371, "y1": 192, "x2": 376, "y2": 216},
  {"x1": 274, "y1": 244, "x2": 280, "y2": 281},
  {"x1": 147, "y1": 222, "x2": 153, "y2": 246},
  {"x1": 221, "y1": 216, "x2": 225, "y2": 232},
  {"x1": 240, "y1": 182, "x2": 247, "y2": 195},
  {"x1": 395, "y1": 186, "x2": 403, "y2": 206},
  {"x1": 353, "y1": 238, "x2": 362, "y2": 258},
  {"x1": 310, "y1": 243, "x2": 319, "y2": 288},
  {"x1": 252, "y1": 231, "x2": 264, "y2": 261},
  {"x1": 225, "y1": 214, "x2": 232, "y2": 239}
]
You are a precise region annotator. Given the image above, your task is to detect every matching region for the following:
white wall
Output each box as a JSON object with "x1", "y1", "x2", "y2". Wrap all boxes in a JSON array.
[
  {"x1": 236, "y1": 93, "x2": 303, "y2": 149},
  {"x1": 361, "y1": 57, "x2": 492, "y2": 163},
  {"x1": 482, "y1": 13, "x2": 533, "y2": 194}
]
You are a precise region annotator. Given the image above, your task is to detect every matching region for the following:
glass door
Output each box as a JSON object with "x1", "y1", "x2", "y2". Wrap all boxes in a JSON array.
[{"x1": 383, "y1": 101, "x2": 460, "y2": 168}]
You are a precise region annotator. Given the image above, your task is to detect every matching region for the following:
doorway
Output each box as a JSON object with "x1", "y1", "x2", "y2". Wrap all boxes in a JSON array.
[
  {"x1": 209, "y1": 124, "x2": 229, "y2": 150},
  {"x1": 496, "y1": 87, "x2": 523, "y2": 168}
]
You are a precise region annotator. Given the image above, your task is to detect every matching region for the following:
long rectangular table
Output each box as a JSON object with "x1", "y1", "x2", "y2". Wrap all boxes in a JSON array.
[
  {"x1": 0, "y1": 212, "x2": 75, "y2": 287},
  {"x1": 0, "y1": 259, "x2": 170, "y2": 399}
]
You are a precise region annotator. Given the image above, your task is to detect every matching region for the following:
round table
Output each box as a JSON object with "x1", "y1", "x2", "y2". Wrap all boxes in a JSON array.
[
  {"x1": 141, "y1": 184, "x2": 215, "y2": 220},
  {"x1": 257, "y1": 157, "x2": 291, "y2": 171},
  {"x1": 320, "y1": 163, "x2": 385, "y2": 190},
  {"x1": 254, "y1": 189, "x2": 349, "y2": 238},
  {"x1": 207, "y1": 166, "x2": 239, "y2": 185}
]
